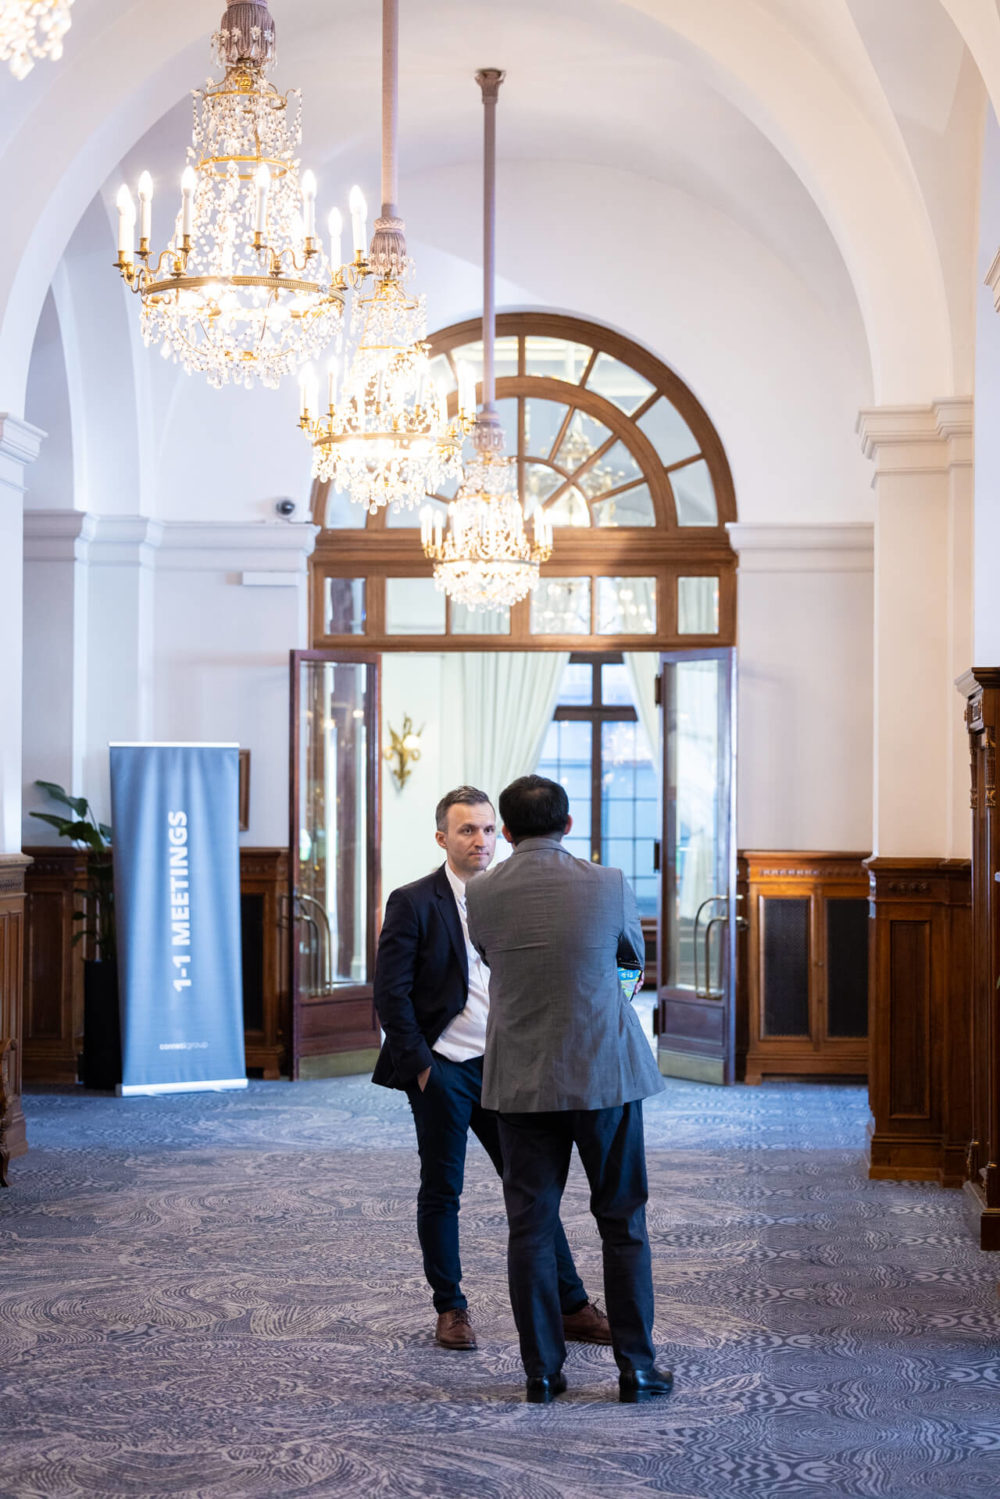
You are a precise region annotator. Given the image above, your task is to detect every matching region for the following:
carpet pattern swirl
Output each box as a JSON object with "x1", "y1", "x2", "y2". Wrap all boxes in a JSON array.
[{"x1": 1, "y1": 1078, "x2": 999, "y2": 1498}]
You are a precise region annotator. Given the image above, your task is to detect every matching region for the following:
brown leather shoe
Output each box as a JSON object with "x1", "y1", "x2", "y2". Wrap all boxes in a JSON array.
[
  {"x1": 562, "y1": 1300, "x2": 612, "y2": 1344},
  {"x1": 434, "y1": 1307, "x2": 477, "y2": 1350}
]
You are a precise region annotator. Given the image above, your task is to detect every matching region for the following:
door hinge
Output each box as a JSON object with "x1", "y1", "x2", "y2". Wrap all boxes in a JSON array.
[
  {"x1": 653, "y1": 673, "x2": 662, "y2": 707},
  {"x1": 653, "y1": 839, "x2": 661, "y2": 873},
  {"x1": 651, "y1": 1006, "x2": 659, "y2": 1037}
]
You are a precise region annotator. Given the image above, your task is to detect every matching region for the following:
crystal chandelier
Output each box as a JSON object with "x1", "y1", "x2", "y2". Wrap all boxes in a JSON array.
[
  {"x1": 1, "y1": 0, "x2": 72, "y2": 80},
  {"x1": 422, "y1": 69, "x2": 553, "y2": 610},
  {"x1": 113, "y1": 0, "x2": 346, "y2": 390},
  {"x1": 299, "y1": 0, "x2": 470, "y2": 512}
]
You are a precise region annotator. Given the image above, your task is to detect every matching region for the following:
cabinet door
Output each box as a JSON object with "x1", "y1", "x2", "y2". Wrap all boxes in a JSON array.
[
  {"x1": 657, "y1": 648, "x2": 737, "y2": 1084},
  {"x1": 289, "y1": 651, "x2": 381, "y2": 1078}
]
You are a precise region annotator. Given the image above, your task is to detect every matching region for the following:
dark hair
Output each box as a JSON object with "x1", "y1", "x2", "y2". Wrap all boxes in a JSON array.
[
  {"x1": 435, "y1": 785, "x2": 494, "y2": 832},
  {"x1": 498, "y1": 775, "x2": 569, "y2": 843}
]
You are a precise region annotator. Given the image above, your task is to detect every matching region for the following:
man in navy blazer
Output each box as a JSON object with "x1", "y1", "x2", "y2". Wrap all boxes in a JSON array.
[{"x1": 372, "y1": 785, "x2": 609, "y2": 1352}]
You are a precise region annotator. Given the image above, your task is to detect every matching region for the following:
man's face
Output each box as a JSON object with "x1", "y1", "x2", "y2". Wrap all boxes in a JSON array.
[{"x1": 435, "y1": 801, "x2": 497, "y2": 881}]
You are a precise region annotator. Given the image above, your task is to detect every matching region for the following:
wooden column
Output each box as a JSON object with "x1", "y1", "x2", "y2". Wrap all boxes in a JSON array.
[
  {"x1": 0, "y1": 853, "x2": 31, "y2": 1178},
  {"x1": 959, "y1": 669, "x2": 1000, "y2": 1249},
  {"x1": 865, "y1": 858, "x2": 972, "y2": 1190}
]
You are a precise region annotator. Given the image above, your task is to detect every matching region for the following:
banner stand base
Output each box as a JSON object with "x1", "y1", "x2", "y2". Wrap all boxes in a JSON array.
[{"x1": 117, "y1": 1079, "x2": 249, "y2": 1097}]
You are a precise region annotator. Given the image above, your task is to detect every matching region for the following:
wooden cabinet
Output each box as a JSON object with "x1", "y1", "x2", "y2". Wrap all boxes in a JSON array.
[
  {"x1": 0, "y1": 854, "x2": 30, "y2": 1179},
  {"x1": 740, "y1": 852, "x2": 869, "y2": 1084}
]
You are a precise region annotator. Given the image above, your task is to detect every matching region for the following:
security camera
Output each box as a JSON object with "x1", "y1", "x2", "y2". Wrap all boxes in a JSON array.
[{"x1": 275, "y1": 498, "x2": 296, "y2": 517}]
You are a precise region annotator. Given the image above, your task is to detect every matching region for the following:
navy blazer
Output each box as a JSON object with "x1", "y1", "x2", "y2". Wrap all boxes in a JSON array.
[{"x1": 371, "y1": 864, "x2": 470, "y2": 1089}]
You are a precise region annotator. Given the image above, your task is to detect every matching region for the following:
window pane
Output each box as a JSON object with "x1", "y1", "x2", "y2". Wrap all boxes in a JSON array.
[
  {"x1": 535, "y1": 719, "x2": 592, "y2": 840},
  {"x1": 450, "y1": 601, "x2": 510, "y2": 635},
  {"x1": 577, "y1": 439, "x2": 643, "y2": 500},
  {"x1": 555, "y1": 660, "x2": 594, "y2": 706},
  {"x1": 325, "y1": 577, "x2": 365, "y2": 634},
  {"x1": 524, "y1": 336, "x2": 591, "y2": 383},
  {"x1": 636, "y1": 398, "x2": 699, "y2": 467},
  {"x1": 530, "y1": 578, "x2": 591, "y2": 634},
  {"x1": 494, "y1": 396, "x2": 519, "y2": 454},
  {"x1": 585, "y1": 352, "x2": 654, "y2": 415},
  {"x1": 555, "y1": 409, "x2": 611, "y2": 473},
  {"x1": 545, "y1": 486, "x2": 590, "y2": 527},
  {"x1": 678, "y1": 577, "x2": 719, "y2": 635},
  {"x1": 385, "y1": 577, "x2": 446, "y2": 634},
  {"x1": 596, "y1": 577, "x2": 656, "y2": 634},
  {"x1": 324, "y1": 485, "x2": 365, "y2": 528},
  {"x1": 600, "y1": 661, "x2": 632, "y2": 706},
  {"x1": 671, "y1": 458, "x2": 718, "y2": 526},
  {"x1": 452, "y1": 337, "x2": 519, "y2": 389},
  {"x1": 524, "y1": 463, "x2": 565, "y2": 515},
  {"x1": 524, "y1": 397, "x2": 569, "y2": 460},
  {"x1": 593, "y1": 483, "x2": 656, "y2": 528}
]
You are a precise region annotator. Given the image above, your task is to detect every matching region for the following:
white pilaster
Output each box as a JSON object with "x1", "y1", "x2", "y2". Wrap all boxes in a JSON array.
[
  {"x1": 0, "y1": 415, "x2": 44, "y2": 852},
  {"x1": 857, "y1": 400, "x2": 973, "y2": 858},
  {"x1": 22, "y1": 511, "x2": 96, "y2": 840}
]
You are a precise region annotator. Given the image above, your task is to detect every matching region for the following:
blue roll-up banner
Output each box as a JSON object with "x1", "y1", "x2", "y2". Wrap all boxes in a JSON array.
[{"x1": 109, "y1": 743, "x2": 247, "y2": 1096}]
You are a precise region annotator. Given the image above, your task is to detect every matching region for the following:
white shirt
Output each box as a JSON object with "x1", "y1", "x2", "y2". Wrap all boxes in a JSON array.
[{"x1": 433, "y1": 863, "x2": 491, "y2": 1062}]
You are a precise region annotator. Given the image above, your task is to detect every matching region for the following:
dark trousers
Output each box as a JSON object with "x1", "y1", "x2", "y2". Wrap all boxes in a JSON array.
[
  {"x1": 498, "y1": 1101, "x2": 656, "y2": 1379},
  {"x1": 406, "y1": 1052, "x2": 588, "y2": 1316}
]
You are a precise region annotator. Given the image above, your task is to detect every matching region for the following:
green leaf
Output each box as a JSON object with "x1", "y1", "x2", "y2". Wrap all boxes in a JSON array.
[{"x1": 34, "y1": 781, "x2": 90, "y2": 818}]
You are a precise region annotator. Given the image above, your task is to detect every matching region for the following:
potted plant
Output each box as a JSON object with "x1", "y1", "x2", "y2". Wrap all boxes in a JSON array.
[{"x1": 30, "y1": 781, "x2": 119, "y2": 1089}]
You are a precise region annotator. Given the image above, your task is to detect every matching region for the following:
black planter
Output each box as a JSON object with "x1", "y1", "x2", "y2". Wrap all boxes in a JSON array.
[{"x1": 82, "y1": 960, "x2": 121, "y2": 1091}]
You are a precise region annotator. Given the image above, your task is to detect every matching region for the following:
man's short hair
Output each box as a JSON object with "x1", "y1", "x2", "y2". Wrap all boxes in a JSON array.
[
  {"x1": 498, "y1": 775, "x2": 570, "y2": 843},
  {"x1": 435, "y1": 785, "x2": 494, "y2": 831}
]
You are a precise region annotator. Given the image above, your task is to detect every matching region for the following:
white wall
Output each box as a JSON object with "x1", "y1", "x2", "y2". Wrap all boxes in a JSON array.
[
  {"x1": 975, "y1": 109, "x2": 1000, "y2": 663},
  {"x1": 732, "y1": 525, "x2": 874, "y2": 852}
]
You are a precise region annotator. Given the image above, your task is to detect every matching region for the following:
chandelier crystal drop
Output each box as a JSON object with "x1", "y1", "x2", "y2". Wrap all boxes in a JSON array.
[
  {"x1": 300, "y1": 0, "x2": 466, "y2": 510},
  {"x1": 422, "y1": 413, "x2": 553, "y2": 611},
  {"x1": 1, "y1": 0, "x2": 73, "y2": 80},
  {"x1": 113, "y1": 0, "x2": 346, "y2": 390},
  {"x1": 422, "y1": 68, "x2": 553, "y2": 609}
]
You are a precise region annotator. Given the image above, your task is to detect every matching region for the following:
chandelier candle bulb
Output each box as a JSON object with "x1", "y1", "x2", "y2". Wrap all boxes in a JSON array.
[
  {"x1": 349, "y1": 186, "x2": 367, "y2": 257},
  {"x1": 180, "y1": 167, "x2": 196, "y2": 241},
  {"x1": 299, "y1": 364, "x2": 315, "y2": 420},
  {"x1": 116, "y1": 185, "x2": 136, "y2": 258},
  {"x1": 254, "y1": 164, "x2": 271, "y2": 238},
  {"x1": 137, "y1": 173, "x2": 153, "y2": 246},
  {"x1": 300, "y1": 169, "x2": 316, "y2": 242},
  {"x1": 327, "y1": 361, "x2": 338, "y2": 411}
]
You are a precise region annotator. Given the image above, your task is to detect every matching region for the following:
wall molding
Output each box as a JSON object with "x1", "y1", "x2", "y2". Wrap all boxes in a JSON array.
[
  {"x1": 856, "y1": 399, "x2": 974, "y2": 475},
  {"x1": 22, "y1": 513, "x2": 318, "y2": 572},
  {"x1": 727, "y1": 522, "x2": 873, "y2": 573}
]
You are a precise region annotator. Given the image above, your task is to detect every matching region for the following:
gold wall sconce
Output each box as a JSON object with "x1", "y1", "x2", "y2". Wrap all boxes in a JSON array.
[{"x1": 384, "y1": 715, "x2": 424, "y2": 789}]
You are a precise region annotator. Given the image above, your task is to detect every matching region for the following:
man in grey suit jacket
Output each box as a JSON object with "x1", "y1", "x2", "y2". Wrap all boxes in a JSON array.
[{"x1": 466, "y1": 774, "x2": 673, "y2": 1405}]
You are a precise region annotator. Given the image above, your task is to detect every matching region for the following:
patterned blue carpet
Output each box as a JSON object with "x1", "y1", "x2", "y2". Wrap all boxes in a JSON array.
[{"x1": 1, "y1": 1077, "x2": 999, "y2": 1499}]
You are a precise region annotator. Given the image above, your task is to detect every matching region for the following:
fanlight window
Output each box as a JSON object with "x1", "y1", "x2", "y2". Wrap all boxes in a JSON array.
[{"x1": 310, "y1": 313, "x2": 736, "y2": 648}]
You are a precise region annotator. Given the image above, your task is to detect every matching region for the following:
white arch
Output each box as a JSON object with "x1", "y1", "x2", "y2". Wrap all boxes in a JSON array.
[
  {"x1": 619, "y1": 0, "x2": 955, "y2": 403},
  {"x1": 0, "y1": 0, "x2": 958, "y2": 410}
]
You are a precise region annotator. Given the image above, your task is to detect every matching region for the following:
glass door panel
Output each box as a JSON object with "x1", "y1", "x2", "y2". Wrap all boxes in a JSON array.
[
  {"x1": 290, "y1": 651, "x2": 380, "y2": 1079},
  {"x1": 659, "y1": 648, "x2": 737, "y2": 1083}
]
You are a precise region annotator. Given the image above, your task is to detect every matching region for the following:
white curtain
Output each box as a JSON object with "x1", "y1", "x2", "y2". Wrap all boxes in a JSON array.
[
  {"x1": 443, "y1": 652, "x2": 569, "y2": 804},
  {"x1": 624, "y1": 649, "x2": 660, "y2": 766}
]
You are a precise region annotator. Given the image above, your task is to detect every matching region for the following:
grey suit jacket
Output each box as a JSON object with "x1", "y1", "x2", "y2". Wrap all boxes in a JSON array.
[{"x1": 466, "y1": 836, "x2": 666, "y2": 1113}]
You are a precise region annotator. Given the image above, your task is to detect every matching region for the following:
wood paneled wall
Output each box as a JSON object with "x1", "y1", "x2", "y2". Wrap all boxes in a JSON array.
[
  {"x1": 0, "y1": 853, "x2": 31, "y2": 1178},
  {"x1": 21, "y1": 847, "x2": 291, "y2": 1084},
  {"x1": 866, "y1": 858, "x2": 972, "y2": 1192}
]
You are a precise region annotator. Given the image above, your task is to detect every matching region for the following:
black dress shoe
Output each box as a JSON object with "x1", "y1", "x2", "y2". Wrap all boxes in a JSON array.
[
  {"x1": 619, "y1": 1366, "x2": 674, "y2": 1403},
  {"x1": 525, "y1": 1372, "x2": 567, "y2": 1404}
]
